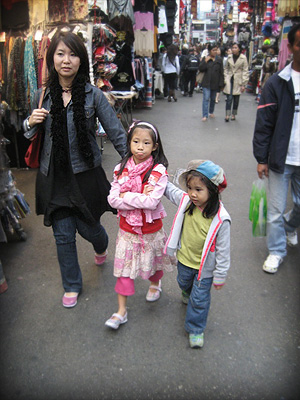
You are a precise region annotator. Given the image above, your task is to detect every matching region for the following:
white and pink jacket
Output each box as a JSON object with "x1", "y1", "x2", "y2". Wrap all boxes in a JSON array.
[
  {"x1": 164, "y1": 182, "x2": 231, "y2": 285},
  {"x1": 108, "y1": 163, "x2": 168, "y2": 224}
]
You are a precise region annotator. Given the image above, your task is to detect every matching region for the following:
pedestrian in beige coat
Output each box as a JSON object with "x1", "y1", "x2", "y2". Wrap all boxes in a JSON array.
[{"x1": 223, "y1": 43, "x2": 249, "y2": 121}]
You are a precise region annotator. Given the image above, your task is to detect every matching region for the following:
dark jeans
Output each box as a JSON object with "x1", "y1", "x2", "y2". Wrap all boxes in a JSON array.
[
  {"x1": 52, "y1": 215, "x2": 108, "y2": 292},
  {"x1": 226, "y1": 81, "x2": 240, "y2": 115},
  {"x1": 183, "y1": 70, "x2": 197, "y2": 95},
  {"x1": 177, "y1": 261, "x2": 213, "y2": 334}
]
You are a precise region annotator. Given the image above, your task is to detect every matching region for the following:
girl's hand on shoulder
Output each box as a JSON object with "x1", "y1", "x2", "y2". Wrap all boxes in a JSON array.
[
  {"x1": 213, "y1": 284, "x2": 224, "y2": 290},
  {"x1": 143, "y1": 184, "x2": 154, "y2": 196},
  {"x1": 119, "y1": 192, "x2": 126, "y2": 198},
  {"x1": 28, "y1": 108, "x2": 49, "y2": 127}
]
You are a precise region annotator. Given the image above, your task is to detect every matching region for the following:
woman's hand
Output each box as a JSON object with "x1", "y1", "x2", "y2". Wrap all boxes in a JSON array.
[
  {"x1": 240, "y1": 85, "x2": 245, "y2": 93},
  {"x1": 28, "y1": 108, "x2": 49, "y2": 128}
]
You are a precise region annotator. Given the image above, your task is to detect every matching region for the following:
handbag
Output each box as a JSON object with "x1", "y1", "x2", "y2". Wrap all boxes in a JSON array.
[
  {"x1": 24, "y1": 87, "x2": 46, "y2": 169},
  {"x1": 249, "y1": 178, "x2": 267, "y2": 237},
  {"x1": 196, "y1": 71, "x2": 204, "y2": 84}
]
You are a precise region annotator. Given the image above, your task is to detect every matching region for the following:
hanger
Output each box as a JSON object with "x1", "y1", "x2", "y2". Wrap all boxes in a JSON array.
[{"x1": 141, "y1": 26, "x2": 148, "y2": 32}]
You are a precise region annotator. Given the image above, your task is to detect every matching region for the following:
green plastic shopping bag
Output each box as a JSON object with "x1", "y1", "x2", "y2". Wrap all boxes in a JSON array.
[{"x1": 249, "y1": 178, "x2": 267, "y2": 237}]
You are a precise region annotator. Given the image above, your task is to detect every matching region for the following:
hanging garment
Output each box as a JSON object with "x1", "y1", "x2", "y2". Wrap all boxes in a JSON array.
[
  {"x1": 69, "y1": 0, "x2": 89, "y2": 20},
  {"x1": 28, "y1": 0, "x2": 48, "y2": 26},
  {"x1": 133, "y1": 0, "x2": 154, "y2": 13},
  {"x1": 24, "y1": 36, "x2": 38, "y2": 112},
  {"x1": 134, "y1": 30, "x2": 154, "y2": 57},
  {"x1": 7, "y1": 37, "x2": 27, "y2": 113},
  {"x1": 158, "y1": 6, "x2": 168, "y2": 34},
  {"x1": 1, "y1": 0, "x2": 29, "y2": 30},
  {"x1": 38, "y1": 37, "x2": 51, "y2": 88},
  {"x1": 48, "y1": 0, "x2": 69, "y2": 22},
  {"x1": 108, "y1": 0, "x2": 135, "y2": 25},
  {"x1": 133, "y1": 11, "x2": 154, "y2": 31}
]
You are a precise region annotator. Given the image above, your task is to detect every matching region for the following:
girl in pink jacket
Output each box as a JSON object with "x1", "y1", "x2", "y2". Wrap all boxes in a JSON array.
[{"x1": 105, "y1": 121, "x2": 175, "y2": 330}]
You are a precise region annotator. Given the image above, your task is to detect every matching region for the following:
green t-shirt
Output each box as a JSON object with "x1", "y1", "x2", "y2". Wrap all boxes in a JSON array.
[{"x1": 177, "y1": 207, "x2": 213, "y2": 270}]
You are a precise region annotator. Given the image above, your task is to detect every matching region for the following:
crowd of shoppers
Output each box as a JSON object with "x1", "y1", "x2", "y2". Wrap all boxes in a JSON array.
[{"x1": 159, "y1": 41, "x2": 249, "y2": 123}]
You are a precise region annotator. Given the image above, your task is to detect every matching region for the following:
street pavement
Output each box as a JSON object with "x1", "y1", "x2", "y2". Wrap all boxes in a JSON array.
[{"x1": 0, "y1": 90, "x2": 299, "y2": 400}]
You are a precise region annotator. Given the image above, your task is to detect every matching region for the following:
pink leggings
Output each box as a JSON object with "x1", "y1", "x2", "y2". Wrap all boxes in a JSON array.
[{"x1": 115, "y1": 270, "x2": 164, "y2": 296}]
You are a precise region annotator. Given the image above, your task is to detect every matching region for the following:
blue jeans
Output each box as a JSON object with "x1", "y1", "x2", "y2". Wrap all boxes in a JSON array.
[
  {"x1": 52, "y1": 216, "x2": 108, "y2": 292},
  {"x1": 267, "y1": 165, "x2": 300, "y2": 258},
  {"x1": 202, "y1": 88, "x2": 217, "y2": 118},
  {"x1": 177, "y1": 261, "x2": 213, "y2": 334}
]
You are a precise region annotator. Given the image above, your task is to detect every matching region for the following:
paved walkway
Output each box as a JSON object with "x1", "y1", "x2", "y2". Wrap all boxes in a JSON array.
[{"x1": 0, "y1": 91, "x2": 299, "y2": 400}]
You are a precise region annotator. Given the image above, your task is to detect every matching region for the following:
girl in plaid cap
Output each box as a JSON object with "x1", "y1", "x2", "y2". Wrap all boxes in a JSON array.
[{"x1": 164, "y1": 160, "x2": 231, "y2": 348}]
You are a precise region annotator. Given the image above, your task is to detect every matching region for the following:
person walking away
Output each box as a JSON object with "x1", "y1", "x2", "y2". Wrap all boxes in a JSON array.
[
  {"x1": 162, "y1": 44, "x2": 180, "y2": 102},
  {"x1": 223, "y1": 42, "x2": 249, "y2": 121},
  {"x1": 105, "y1": 121, "x2": 175, "y2": 329},
  {"x1": 164, "y1": 160, "x2": 230, "y2": 348},
  {"x1": 181, "y1": 48, "x2": 200, "y2": 97},
  {"x1": 179, "y1": 46, "x2": 189, "y2": 95},
  {"x1": 253, "y1": 23, "x2": 300, "y2": 274},
  {"x1": 23, "y1": 31, "x2": 127, "y2": 308},
  {"x1": 215, "y1": 47, "x2": 222, "y2": 103},
  {"x1": 199, "y1": 43, "x2": 224, "y2": 121}
]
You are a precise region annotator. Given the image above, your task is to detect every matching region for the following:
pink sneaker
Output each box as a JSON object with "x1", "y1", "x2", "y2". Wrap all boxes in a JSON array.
[
  {"x1": 62, "y1": 293, "x2": 79, "y2": 308},
  {"x1": 94, "y1": 251, "x2": 108, "y2": 266}
]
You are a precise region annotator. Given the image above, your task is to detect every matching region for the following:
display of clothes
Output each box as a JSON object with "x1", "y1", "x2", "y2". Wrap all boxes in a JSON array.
[
  {"x1": 133, "y1": 10, "x2": 155, "y2": 57},
  {"x1": 93, "y1": 23, "x2": 118, "y2": 91}
]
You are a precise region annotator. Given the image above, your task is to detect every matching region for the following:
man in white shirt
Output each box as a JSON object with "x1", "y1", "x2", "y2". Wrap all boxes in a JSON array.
[{"x1": 253, "y1": 23, "x2": 300, "y2": 273}]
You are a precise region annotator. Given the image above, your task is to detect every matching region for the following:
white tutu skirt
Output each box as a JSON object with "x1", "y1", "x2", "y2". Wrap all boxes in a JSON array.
[{"x1": 113, "y1": 228, "x2": 176, "y2": 280}]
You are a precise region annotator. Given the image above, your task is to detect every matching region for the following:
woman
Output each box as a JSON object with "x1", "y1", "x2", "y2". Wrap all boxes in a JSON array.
[
  {"x1": 162, "y1": 44, "x2": 180, "y2": 102},
  {"x1": 23, "y1": 31, "x2": 127, "y2": 308},
  {"x1": 223, "y1": 42, "x2": 249, "y2": 121},
  {"x1": 199, "y1": 43, "x2": 224, "y2": 121}
]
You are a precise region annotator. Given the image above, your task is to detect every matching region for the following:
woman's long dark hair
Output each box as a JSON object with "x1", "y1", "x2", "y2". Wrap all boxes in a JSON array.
[
  {"x1": 117, "y1": 121, "x2": 168, "y2": 183},
  {"x1": 45, "y1": 30, "x2": 94, "y2": 168},
  {"x1": 185, "y1": 170, "x2": 220, "y2": 218},
  {"x1": 166, "y1": 44, "x2": 178, "y2": 64}
]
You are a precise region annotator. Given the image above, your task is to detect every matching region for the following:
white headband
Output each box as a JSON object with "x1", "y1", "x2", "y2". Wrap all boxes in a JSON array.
[{"x1": 132, "y1": 121, "x2": 158, "y2": 141}]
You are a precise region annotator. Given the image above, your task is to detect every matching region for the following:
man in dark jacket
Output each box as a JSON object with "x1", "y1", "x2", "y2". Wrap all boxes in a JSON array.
[
  {"x1": 253, "y1": 23, "x2": 300, "y2": 273},
  {"x1": 181, "y1": 47, "x2": 200, "y2": 97}
]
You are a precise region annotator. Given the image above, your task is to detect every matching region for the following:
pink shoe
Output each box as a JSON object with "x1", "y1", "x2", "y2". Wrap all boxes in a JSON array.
[
  {"x1": 94, "y1": 251, "x2": 108, "y2": 266},
  {"x1": 62, "y1": 293, "x2": 79, "y2": 308},
  {"x1": 146, "y1": 280, "x2": 162, "y2": 302}
]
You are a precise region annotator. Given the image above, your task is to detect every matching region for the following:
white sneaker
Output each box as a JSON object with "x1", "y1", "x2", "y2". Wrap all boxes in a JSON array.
[
  {"x1": 286, "y1": 231, "x2": 298, "y2": 247},
  {"x1": 263, "y1": 254, "x2": 283, "y2": 274}
]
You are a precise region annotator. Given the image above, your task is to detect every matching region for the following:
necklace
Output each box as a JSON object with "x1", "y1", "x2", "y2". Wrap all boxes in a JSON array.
[{"x1": 62, "y1": 88, "x2": 72, "y2": 93}]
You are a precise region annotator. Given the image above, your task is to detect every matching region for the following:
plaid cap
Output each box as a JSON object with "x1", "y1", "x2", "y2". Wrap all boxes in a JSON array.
[{"x1": 178, "y1": 160, "x2": 227, "y2": 193}]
